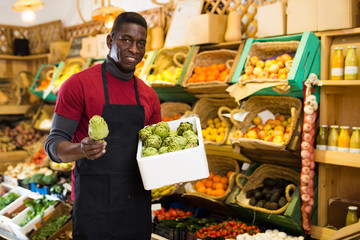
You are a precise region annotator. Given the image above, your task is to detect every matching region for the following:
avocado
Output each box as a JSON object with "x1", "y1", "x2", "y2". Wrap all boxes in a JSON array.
[
  {"x1": 278, "y1": 196, "x2": 288, "y2": 208},
  {"x1": 263, "y1": 177, "x2": 276, "y2": 187},
  {"x1": 265, "y1": 193, "x2": 272, "y2": 200},
  {"x1": 264, "y1": 201, "x2": 271, "y2": 209},
  {"x1": 270, "y1": 187, "x2": 284, "y2": 196},
  {"x1": 268, "y1": 202, "x2": 279, "y2": 210},
  {"x1": 246, "y1": 189, "x2": 255, "y2": 198},
  {"x1": 270, "y1": 191, "x2": 281, "y2": 202},
  {"x1": 262, "y1": 186, "x2": 272, "y2": 194},
  {"x1": 256, "y1": 199, "x2": 266, "y2": 208},
  {"x1": 254, "y1": 191, "x2": 264, "y2": 201},
  {"x1": 249, "y1": 196, "x2": 257, "y2": 206}
]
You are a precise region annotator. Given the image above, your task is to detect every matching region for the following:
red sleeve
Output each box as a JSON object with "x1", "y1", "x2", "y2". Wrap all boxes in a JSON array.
[
  {"x1": 55, "y1": 74, "x2": 84, "y2": 121},
  {"x1": 148, "y1": 92, "x2": 161, "y2": 125}
]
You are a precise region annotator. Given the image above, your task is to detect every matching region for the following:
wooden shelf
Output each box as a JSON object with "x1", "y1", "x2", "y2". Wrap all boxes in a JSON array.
[
  {"x1": 0, "y1": 105, "x2": 32, "y2": 115},
  {"x1": 320, "y1": 80, "x2": 360, "y2": 86},
  {"x1": 0, "y1": 53, "x2": 49, "y2": 61},
  {"x1": 315, "y1": 149, "x2": 360, "y2": 168},
  {"x1": 311, "y1": 225, "x2": 337, "y2": 240}
]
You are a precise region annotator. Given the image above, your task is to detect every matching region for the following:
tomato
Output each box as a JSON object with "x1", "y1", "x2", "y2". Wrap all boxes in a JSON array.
[
  {"x1": 168, "y1": 208, "x2": 178, "y2": 218},
  {"x1": 164, "y1": 212, "x2": 171, "y2": 219}
]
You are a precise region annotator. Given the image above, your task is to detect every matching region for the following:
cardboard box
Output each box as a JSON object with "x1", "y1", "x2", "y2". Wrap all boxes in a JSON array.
[
  {"x1": 49, "y1": 41, "x2": 70, "y2": 63},
  {"x1": 185, "y1": 14, "x2": 227, "y2": 45},
  {"x1": 318, "y1": 0, "x2": 359, "y2": 31},
  {"x1": 287, "y1": 0, "x2": 318, "y2": 34},
  {"x1": 96, "y1": 33, "x2": 108, "y2": 58},
  {"x1": 257, "y1": 2, "x2": 286, "y2": 38},
  {"x1": 80, "y1": 36, "x2": 98, "y2": 58},
  {"x1": 136, "y1": 117, "x2": 209, "y2": 190}
]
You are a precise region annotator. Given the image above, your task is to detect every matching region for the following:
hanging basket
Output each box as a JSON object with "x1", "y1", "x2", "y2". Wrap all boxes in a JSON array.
[
  {"x1": 235, "y1": 164, "x2": 299, "y2": 215},
  {"x1": 183, "y1": 155, "x2": 240, "y2": 202}
]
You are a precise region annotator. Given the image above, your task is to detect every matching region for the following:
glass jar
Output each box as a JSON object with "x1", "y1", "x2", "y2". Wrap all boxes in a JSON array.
[
  {"x1": 338, "y1": 126, "x2": 350, "y2": 152},
  {"x1": 350, "y1": 127, "x2": 360, "y2": 154},
  {"x1": 331, "y1": 47, "x2": 344, "y2": 80},
  {"x1": 345, "y1": 206, "x2": 359, "y2": 226},
  {"x1": 344, "y1": 46, "x2": 358, "y2": 80},
  {"x1": 328, "y1": 125, "x2": 339, "y2": 151},
  {"x1": 316, "y1": 125, "x2": 328, "y2": 150}
]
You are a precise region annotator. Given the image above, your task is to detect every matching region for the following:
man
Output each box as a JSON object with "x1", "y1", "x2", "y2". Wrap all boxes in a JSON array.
[{"x1": 45, "y1": 12, "x2": 161, "y2": 240}]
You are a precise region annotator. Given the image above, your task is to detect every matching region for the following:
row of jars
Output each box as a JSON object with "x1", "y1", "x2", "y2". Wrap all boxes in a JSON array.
[
  {"x1": 331, "y1": 46, "x2": 358, "y2": 80},
  {"x1": 316, "y1": 125, "x2": 360, "y2": 153}
]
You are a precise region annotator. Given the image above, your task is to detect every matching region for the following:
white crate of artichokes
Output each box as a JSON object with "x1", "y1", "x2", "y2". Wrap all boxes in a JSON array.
[{"x1": 137, "y1": 117, "x2": 209, "y2": 190}]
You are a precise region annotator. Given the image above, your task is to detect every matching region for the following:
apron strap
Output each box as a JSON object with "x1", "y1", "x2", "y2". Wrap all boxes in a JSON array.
[{"x1": 102, "y1": 61, "x2": 142, "y2": 106}]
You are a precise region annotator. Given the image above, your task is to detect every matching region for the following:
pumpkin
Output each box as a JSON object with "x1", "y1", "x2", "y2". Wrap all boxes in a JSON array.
[{"x1": 224, "y1": 11, "x2": 242, "y2": 42}]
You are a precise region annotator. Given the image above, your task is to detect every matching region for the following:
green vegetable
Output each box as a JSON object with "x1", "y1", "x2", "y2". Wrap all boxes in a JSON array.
[
  {"x1": 158, "y1": 146, "x2": 169, "y2": 154},
  {"x1": 0, "y1": 192, "x2": 20, "y2": 211},
  {"x1": 156, "y1": 121, "x2": 170, "y2": 132},
  {"x1": 145, "y1": 125, "x2": 155, "y2": 133},
  {"x1": 172, "y1": 136, "x2": 187, "y2": 149},
  {"x1": 183, "y1": 130, "x2": 196, "y2": 139},
  {"x1": 168, "y1": 142, "x2": 182, "y2": 152},
  {"x1": 187, "y1": 135, "x2": 199, "y2": 145},
  {"x1": 168, "y1": 130, "x2": 178, "y2": 137},
  {"x1": 144, "y1": 134, "x2": 162, "y2": 149},
  {"x1": 31, "y1": 173, "x2": 45, "y2": 185},
  {"x1": 88, "y1": 115, "x2": 109, "y2": 140},
  {"x1": 138, "y1": 128, "x2": 152, "y2": 141},
  {"x1": 162, "y1": 136, "x2": 175, "y2": 147},
  {"x1": 141, "y1": 147, "x2": 159, "y2": 157},
  {"x1": 22, "y1": 177, "x2": 32, "y2": 185},
  {"x1": 177, "y1": 122, "x2": 193, "y2": 136},
  {"x1": 154, "y1": 126, "x2": 169, "y2": 139},
  {"x1": 50, "y1": 185, "x2": 64, "y2": 194},
  {"x1": 42, "y1": 174, "x2": 58, "y2": 186},
  {"x1": 33, "y1": 214, "x2": 71, "y2": 240}
]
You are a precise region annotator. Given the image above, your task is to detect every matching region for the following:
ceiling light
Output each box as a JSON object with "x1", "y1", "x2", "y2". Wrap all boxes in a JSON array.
[
  {"x1": 12, "y1": 0, "x2": 44, "y2": 12},
  {"x1": 92, "y1": 0, "x2": 124, "y2": 25},
  {"x1": 21, "y1": 9, "x2": 36, "y2": 24}
]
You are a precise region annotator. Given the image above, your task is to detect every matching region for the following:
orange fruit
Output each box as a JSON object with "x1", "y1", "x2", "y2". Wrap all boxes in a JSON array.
[
  {"x1": 214, "y1": 188, "x2": 225, "y2": 196},
  {"x1": 194, "y1": 66, "x2": 202, "y2": 74},
  {"x1": 208, "y1": 171, "x2": 214, "y2": 180},
  {"x1": 218, "y1": 63, "x2": 226, "y2": 72},
  {"x1": 206, "y1": 75, "x2": 216, "y2": 82},
  {"x1": 220, "y1": 176, "x2": 229, "y2": 185},
  {"x1": 198, "y1": 74, "x2": 206, "y2": 82},
  {"x1": 214, "y1": 182, "x2": 224, "y2": 190},
  {"x1": 206, "y1": 188, "x2": 213, "y2": 196},
  {"x1": 212, "y1": 175, "x2": 221, "y2": 183},
  {"x1": 227, "y1": 171, "x2": 234, "y2": 179},
  {"x1": 195, "y1": 181, "x2": 205, "y2": 190},
  {"x1": 205, "y1": 180, "x2": 213, "y2": 189},
  {"x1": 197, "y1": 186, "x2": 206, "y2": 194}
]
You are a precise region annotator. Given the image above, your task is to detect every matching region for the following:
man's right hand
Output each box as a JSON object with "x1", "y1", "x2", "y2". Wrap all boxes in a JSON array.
[{"x1": 81, "y1": 137, "x2": 107, "y2": 160}]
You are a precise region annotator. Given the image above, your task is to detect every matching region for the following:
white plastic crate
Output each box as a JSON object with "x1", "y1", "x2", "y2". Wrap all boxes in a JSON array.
[
  {"x1": 136, "y1": 117, "x2": 209, "y2": 190},
  {"x1": 0, "y1": 186, "x2": 30, "y2": 216}
]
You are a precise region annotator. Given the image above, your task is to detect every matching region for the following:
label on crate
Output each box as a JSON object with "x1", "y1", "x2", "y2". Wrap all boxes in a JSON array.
[
  {"x1": 331, "y1": 68, "x2": 344, "y2": 76},
  {"x1": 349, "y1": 148, "x2": 360, "y2": 154},
  {"x1": 316, "y1": 144, "x2": 327, "y2": 150},
  {"x1": 344, "y1": 66, "x2": 358, "y2": 74},
  {"x1": 327, "y1": 146, "x2": 338, "y2": 151},
  {"x1": 337, "y1": 147, "x2": 349, "y2": 152}
]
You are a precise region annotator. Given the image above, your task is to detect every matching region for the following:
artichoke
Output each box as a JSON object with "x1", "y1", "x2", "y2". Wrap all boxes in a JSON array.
[
  {"x1": 156, "y1": 121, "x2": 170, "y2": 131},
  {"x1": 168, "y1": 142, "x2": 182, "y2": 152},
  {"x1": 177, "y1": 122, "x2": 193, "y2": 136},
  {"x1": 142, "y1": 147, "x2": 159, "y2": 157},
  {"x1": 187, "y1": 135, "x2": 199, "y2": 145},
  {"x1": 172, "y1": 136, "x2": 187, "y2": 149},
  {"x1": 139, "y1": 128, "x2": 152, "y2": 141},
  {"x1": 145, "y1": 125, "x2": 155, "y2": 133},
  {"x1": 88, "y1": 115, "x2": 109, "y2": 140},
  {"x1": 185, "y1": 142, "x2": 198, "y2": 149},
  {"x1": 183, "y1": 130, "x2": 196, "y2": 139},
  {"x1": 144, "y1": 134, "x2": 162, "y2": 149},
  {"x1": 154, "y1": 126, "x2": 169, "y2": 139},
  {"x1": 169, "y1": 130, "x2": 178, "y2": 137},
  {"x1": 158, "y1": 146, "x2": 169, "y2": 154},
  {"x1": 162, "y1": 136, "x2": 175, "y2": 147}
]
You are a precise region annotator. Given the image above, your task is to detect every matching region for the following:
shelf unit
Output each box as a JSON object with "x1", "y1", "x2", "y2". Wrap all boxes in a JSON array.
[{"x1": 315, "y1": 28, "x2": 360, "y2": 232}]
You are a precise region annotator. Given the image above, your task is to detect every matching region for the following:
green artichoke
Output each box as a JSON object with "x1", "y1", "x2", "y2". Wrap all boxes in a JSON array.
[
  {"x1": 168, "y1": 142, "x2": 182, "y2": 152},
  {"x1": 187, "y1": 135, "x2": 199, "y2": 145},
  {"x1": 156, "y1": 121, "x2": 170, "y2": 131},
  {"x1": 144, "y1": 134, "x2": 162, "y2": 149},
  {"x1": 88, "y1": 115, "x2": 109, "y2": 140},
  {"x1": 183, "y1": 130, "x2": 196, "y2": 139},
  {"x1": 177, "y1": 122, "x2": 193, "y2": 136},
  {"x1": 154, "y1": 126, "x2": 169, "y2": 139},
  {"x1": 185, "y1": 142, "x2": 198, "y2": 149},
  {"x1": 172, "y1": 136, "x2": 187, "y2": 149},
  {"x1": 169, "y1": 130, "x2": 178, "y2": 137},
  {"x1": 142, "y1": 147, "x2": 159, "y2": 157},
  {"x1": 139, "y1": 128, "x2": 152, "y2": 141},
  {"x1": 145, "y1": 125, "x2": 155, "y2": 133},
  {"x1": 158, "y1": 146, "x2": 169, "y2": 154},
  {"x1": 162, "y1": 136, "x2": 175, "y2": 147}
]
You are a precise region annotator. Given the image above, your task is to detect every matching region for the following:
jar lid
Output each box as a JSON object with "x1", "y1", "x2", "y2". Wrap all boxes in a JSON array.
[
  {"x1": 321, "y1": 125, "x2": 328, "y2": 127},
  {"x1": 342, "y1": 126, "x2": 350, "y2": 129},
  {"x1": 334, "y1": 47, "x2": 338, "y2": 50},
  {"x1": 352, "y1": 46, "x2": 357, "y2": 48},
  {"x1": 339, "y1": 47, "x2": 344, "y2": 50},
  {"x1": 349, "y1": 206, "x2": 358, "y2": 210},
  {"x1": 352, "y1": 127, "x2": 358, "y2": 130},
  {"x1": 330, "y1": 125, "x2": 339, "y2": 128}
]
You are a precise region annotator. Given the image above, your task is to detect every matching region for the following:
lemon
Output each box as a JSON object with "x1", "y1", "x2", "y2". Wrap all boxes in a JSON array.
[
  {"x1": 206, "y1": 119, "x2": 214, "y2": 126},
  {"x1": 221, "y1": 121, "x2": 227, "y2": 127},
  {"x1": 215, "y1": 122, "x2": 222, "y2": 128},
  {"x1": 213, "y1": 117, "x2": 220, "y2": 123}
]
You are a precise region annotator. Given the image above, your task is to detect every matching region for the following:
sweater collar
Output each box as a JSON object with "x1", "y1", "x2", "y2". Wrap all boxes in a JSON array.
[{"x1": 105, "y1": 55, "x2": 135, "y2": 81}]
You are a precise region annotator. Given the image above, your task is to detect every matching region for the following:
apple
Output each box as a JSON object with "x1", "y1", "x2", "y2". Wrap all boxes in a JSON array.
[
  {"x1": 273, "y1": 119, "x2": 282, "y2": 127},
  {"x1": 253, "y1": 67, "x2": 263, "y2": 77},
  {"x1": 266, "y1": 119, "x2": 274, "y2": 125},
  {"x1": 269, "y1": 64, "x2": 280, "y2": 73},
  {"x1": 273, "y1": 135, "x2": 284, "y2": 143},
  {"x1": 273, "y1": 129, "x2": 284, "y2": 137},
  {"x1": 264, "y1": 136, "x2": 273, "y2": 142},
  {"x1": 281, "y1": 120, "x2": 288, "y2": 127},
  {"x1": 283, "y1": 133, "x2": 290, "y2": 142},
  {"x1": 276, "y1": 60, "x2": 284, "y2": 68},
  {"x1": 252, "y1": 116, "x2": 262, "y2": 126},
  {"x1": 278, "y1": 68, "x2": 287, "y2": 75},
  {"x1": 269, "y1": 73, "x2": 279, "y2": 79},
  {"x1": 285, "y1": 125, "x2": 291, "y2": 133},
  {"x1": 287, "y1": 117, "x2": 293, "y2": 124},
  {"x1": 250, "y1": 56, "x2": 259, "y2": 66},
  {"x1": 245, "y1": 65, "x2": 254, "y2": 75},
  {"x1": 233, "y1": 130, "x2": 244, "y2": 138},
  {"x1": 265, "y1": 60, "x2": 272, "y2": 68},
  {"x1": 267, "y1": 129, "x2": 274, "y2": 137},
  {"x1": 257, "y1": 124, "x2": 265, "y2": 130},
  {"x1": 275, "y1": 114, "x2": 285, "y2": 121},
  {"x1": 264, "y1": 124, "x2": 272, "y2": 132},
  {"x1": 243, "y1": 133, "x2": 248, "y2": 138},
  {"x1": 247, "y1": 130, "x2": 258, "y2": 139},
  {"x1": 274, "y1": 125, "x2": 285, "y2": 133},
  {"x1": 279, "y1": 74, "x2": 287, "y2": 80},
  {"x1": 250, "y1": 126, "x2": 260, "y2": 133},
  {"x1": 258, "y1": 71, "x2": 269, "y2": 79},
  {"x1": 276, "y1": 56, "x2": 282, "y2": 62},
  {"x1": 241, "y1": 74, "x2": 249, "y2": 81},
  {"x1": 281, "y1": 54, "x2": 292, "y2": 64},
  {"x1": 258, "y1": 130, "x2": 267, "y2": 140},
  {"x1": 256, "y1": 60, "x2": 265, "y2": 68}
]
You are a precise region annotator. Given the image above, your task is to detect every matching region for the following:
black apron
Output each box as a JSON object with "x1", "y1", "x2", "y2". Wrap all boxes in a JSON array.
[{"x1": 72, "y1": 62, "x2": 151, "y2": 240}]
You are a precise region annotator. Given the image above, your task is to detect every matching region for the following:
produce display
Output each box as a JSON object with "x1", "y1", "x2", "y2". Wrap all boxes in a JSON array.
[
  {"x1": 240, "y1": 54, "x2": 293, "y2": 81},
  {"x1": 194, "y1": 171, "x2": 232, "y2": 197},
  {"x1": 236, "y1": 229, "x2": 305, "y2": 240},
  {"x1": 162, "y1": 113, "x2": 182, "y2": 122},
  {"x1": 4, "y1": 163, "x2": 52, "y2": 180},
  {"x1": 32, "y1": 214, "x2": 71, "y2": 240},
  {"x1": 147, "y1": 67, "x2": 183, "y2": 85},
  {"x1": 49, "y1": 161, "x2": 74, "y2": 171},
  {"x1": 138, "y1": 121, "x2": 199, "y2": 157},
  {"x1": 232, "y1": 113, "x2": 292, "y2": 143},
  {"x1": 245, "y1": 177, "x2": 294, "y2": 210},
  {"x1": 0, "y1": 121, "x2": 44, "y2": 152},
  {"x1": 201, "y1": 117, "x2": 227, "y2": 143},
  {"x1": 88, "y1": 115, "x2": 109, "y2": 140},
  {"x1": 187, "y1": 64, "x2": 230, "y2": 83},
  {"x1": 0, "y1": 192, "x2": 20, "y2": 211},
  {"x1": 30, "y1": 148, "x2": 47, "y2": 166},
  {"x1": 19, "y1": 195, "x2": 56, "y2": 227},
  {"x1": 52, "y1": 61, "x2": 83, "y2": 94},
  {"x1": 151, "y1": 184, "x2": 176, "y2": 198},
  {"x1": 153, "y1": 207, "x2": 193, "y2": 221}
]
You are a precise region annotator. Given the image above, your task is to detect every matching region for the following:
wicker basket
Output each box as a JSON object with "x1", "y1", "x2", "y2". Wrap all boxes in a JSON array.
[
  {"x1": 235, "y1": 164, "x2": 299, "y2": 215},
  {"x1": 183, "y1": 155, "x2": 240, "y2": 202},
  {"x1": 230, "y1": 95, "x2": 302, "y2": 151},
  {"x1": 185, "y1": 98, "x2": 238, "y2": 146},
  {"x1": 182, "y1": 49, "x2": 238, "y2": 88},
  {"x1": 160, "y1": 102, "x2": 192, "y2": 120}
]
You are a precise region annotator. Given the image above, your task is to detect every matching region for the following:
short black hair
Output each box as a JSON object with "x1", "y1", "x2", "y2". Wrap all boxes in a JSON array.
[{"x1": 111, "y1": 12, "x2": 147, "y2": 37}]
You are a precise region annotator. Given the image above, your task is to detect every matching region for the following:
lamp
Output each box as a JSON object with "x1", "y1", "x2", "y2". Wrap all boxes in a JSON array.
[
  {"x1": 92, "y1": 0, "x2": 125, "y2": 31},
  {"x1": 12, "y1": 0, "x2": 44, "y2": 24}
]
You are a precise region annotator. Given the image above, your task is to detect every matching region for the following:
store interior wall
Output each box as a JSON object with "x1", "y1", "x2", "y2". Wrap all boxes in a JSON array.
[{"x1": 0, "y1": 0, "x2": 159, "y2": 27}]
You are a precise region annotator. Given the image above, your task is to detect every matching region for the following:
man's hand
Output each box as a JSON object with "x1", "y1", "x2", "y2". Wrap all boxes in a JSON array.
[{"x1": 81, "y1": 137, "x2": 107, "y2": 160}]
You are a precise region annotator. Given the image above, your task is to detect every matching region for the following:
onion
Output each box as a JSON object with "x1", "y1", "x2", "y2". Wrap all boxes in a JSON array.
[
  {"x1": 302, "y1": 166, "x2": 310, "y2": 175},
  {"x1": 302, "y1": 159, "x2": 311, "y2": 167},
  {"x1": 310, "y1": 160, "x2": 315, "y2": 170},
  {"x1": 304, "y1": 114, "x2": 315, "y2": 125},
  {"x1": 301, "y1": 150, "x2": 310, "y2": 159},
  {"x1": 308, "y1": 197, "x2": 315, "y2": 206},
  {"x1": 301, "y1": 193, "x2": 310, "y2": 202},
  {"x1": 304, "y1": 205, "x2": 312, "y2": 214},
  {"x1": 304, "y1": 105, "x2": 314, "y2": 115},
  {"x1": 303, "y1": 123, "x2": 312, "y2": 132},
  {"x1": 303, "y1": 133, "x2": 313, "y2": 143},
  {"x1": 301, "y1": 141, "x2": 311, "y2": 150},
  {"x1": 301, "y1": 174, "x2": 310, "y2": 184},
  {"x1": 301, "y1": 186, "x2": 310, "y2": 194}
]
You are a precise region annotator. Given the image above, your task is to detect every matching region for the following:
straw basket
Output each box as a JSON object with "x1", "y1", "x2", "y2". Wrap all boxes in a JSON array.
[
  {"x1": 235, "y1": 164, "x2": 299, "y2": 215},
  {"x1": 230, "y1": 95, "x2": 302, "y2": 151},
  {"x1": 160, "y1": 102, "x2": 192, "y2": 120},
  {"x1": 182, "y1": 49, "x2": 238, "y2": 88},
  {"x1": 186, "y1": 98, "x2": 238, "y2": 145},
  {"x1": 183, "y1": 155, "x2": 240, "y2": 202}
]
